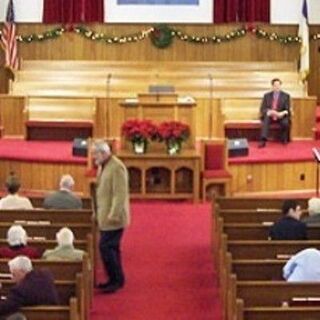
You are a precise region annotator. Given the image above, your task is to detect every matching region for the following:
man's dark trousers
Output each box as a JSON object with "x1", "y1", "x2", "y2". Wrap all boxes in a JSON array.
[
  {"x1": 99, "y1": 229, "x2": 124, "y2": 286},
  {"x1": 260, "y1": 115, "x2": 289, "y2": 142}
]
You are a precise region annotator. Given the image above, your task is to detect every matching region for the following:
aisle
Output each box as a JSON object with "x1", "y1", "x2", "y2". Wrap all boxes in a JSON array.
[{"x1": 90, "y1": 201, "x2": 221, "y2": 320}]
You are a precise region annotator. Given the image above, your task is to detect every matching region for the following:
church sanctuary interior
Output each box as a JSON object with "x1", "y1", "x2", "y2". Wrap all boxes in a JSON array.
[{"x1": 0, "y1": 0, "x2": 320, "y2": 319}]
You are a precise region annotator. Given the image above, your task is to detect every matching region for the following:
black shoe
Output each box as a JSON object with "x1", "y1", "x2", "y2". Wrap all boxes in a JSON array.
[
  {"x1": 96, "y1": 282, "x2": 111, "y2": 289},
  {"x1": 282, "y1": 139, "x2": 288, "y2": 145},
  {"x1": 101, "y1": 283, "x2": 123, "y2": 294},
  {"x1": 258, "y1": 141, "x2": 266, "y2": 148}
]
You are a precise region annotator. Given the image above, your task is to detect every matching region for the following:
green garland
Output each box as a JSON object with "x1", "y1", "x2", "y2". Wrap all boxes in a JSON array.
[
  {"x1": 74, "y1": 25, "x2": 152, "y2": 44},
  {"x1": 16, "y1": 27, "x2": 64, "y2": 43},
  {"x1": 0, "y1": 24, "x2": 320, "y2": 48}
]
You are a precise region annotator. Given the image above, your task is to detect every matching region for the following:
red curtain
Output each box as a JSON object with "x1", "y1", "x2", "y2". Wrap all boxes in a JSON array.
[
  {"x1": 214, "y1": 0, "x2": 239, "y2": 23},
  {"x1": 239, "y1": 0, "x2": 270, "y2": 22},
  {"x1": 214, "y1": 0, "x2": 270, "y2": 23},
  {"x1": 43, "y1": 0, "x2": 104, "y2": 23}
]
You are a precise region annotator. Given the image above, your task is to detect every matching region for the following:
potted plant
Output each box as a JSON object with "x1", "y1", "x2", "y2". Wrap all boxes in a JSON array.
[
  {"x1": 121, "y1": 119, "x2": 158, "y2": 154},
  {"x1": 157, "y1": 121, "x2": 190, "y2": 155}
]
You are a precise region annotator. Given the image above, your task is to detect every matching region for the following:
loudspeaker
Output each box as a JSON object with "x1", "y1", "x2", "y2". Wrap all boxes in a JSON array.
[
  {"x1": 72, "y1": 138, "x2": 88, "y2": 157},
  {"x1": 228, "y1": 138, "x2": 249, "y2": 157}
]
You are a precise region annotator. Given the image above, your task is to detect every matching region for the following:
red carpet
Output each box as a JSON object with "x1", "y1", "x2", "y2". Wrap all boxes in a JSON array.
[
  {"x1": 90, "y1": 202, "x2": 221, "y2": 320},
  {"x1": 0, "y1": 138, "x2": 318, "y2": 167},
  {"x1": 0, "y1": 138, "x2": 86, "y2": 164},
  {"x1": 229, "y1": 140, "x2": 320, "y2": 164}
]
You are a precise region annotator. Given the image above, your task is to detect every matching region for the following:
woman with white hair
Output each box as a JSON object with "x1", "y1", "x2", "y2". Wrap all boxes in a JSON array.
[
  {"x1": 0, "y1": 225, "x2": 41, "y2": 259},
  {"x1": 42, "y1": 227, "x2": 84, "y2": 261}
]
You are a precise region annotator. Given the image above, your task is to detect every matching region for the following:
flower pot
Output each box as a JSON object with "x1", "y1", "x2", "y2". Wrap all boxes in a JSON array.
[
  {"x1": 132, "y1": 140, "x2": 147, "y2": 154},
  {"x1": 166, "y1": 140, "x2": 181, "y2": 155}
]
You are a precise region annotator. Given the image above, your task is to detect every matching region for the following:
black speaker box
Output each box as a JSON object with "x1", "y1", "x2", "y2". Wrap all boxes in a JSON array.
[
  {"x1": 72, "y1": 138, "x2": 88, "y2": 157},
  {"x1": 228, "y1": 138, "x2": 249, "y2": 157}
]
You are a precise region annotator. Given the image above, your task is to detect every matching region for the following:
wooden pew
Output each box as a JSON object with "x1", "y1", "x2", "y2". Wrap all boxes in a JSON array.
[
  {"x1": 0, "y1": 222, "x2": 92, "y2": 240},
  {"x1": 0, "y1": 209, "x2": 93, "y2": 224},
  {"x1": 0, "y1": 255, "x2": 92, "y2": 314},
  {"x1": 227, "y1": 240, "x2": 320, "y2": 259},
  {"x1": 232, "y1": 259, "x2": 285, "y2": 281},
  {"x1": 237, "y1": 281, "x2": 320, "y2": 307},
  {"x1": 242, "y1": 306, "x2": 320, "y2": 320},
  {"x1": 1, "y1": 273, "x2": 84, "y2": 320},
  {"x1": 216, "y1": 208, "x2": 308, "y2": 223},
  {"x1": 223, "y1": 222, "x2": 320, "y2": 240},
  {"x1": 21, "y1": 297, "x2": 79, "y2": 320},
  {"x1": 28, "y1": 196, "x2": 92, "y2": 210},
  {"x1": 215, "y1": 196, "x2": 308, "y2": 210}
]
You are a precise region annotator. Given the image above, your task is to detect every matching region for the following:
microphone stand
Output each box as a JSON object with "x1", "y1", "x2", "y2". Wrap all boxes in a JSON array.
[
  {"x1": 106, "y1": 74, "x2": 111, "y2": 138},
  {"x1": 208, "y1": 74, "x2": 213, "y2": 139}
]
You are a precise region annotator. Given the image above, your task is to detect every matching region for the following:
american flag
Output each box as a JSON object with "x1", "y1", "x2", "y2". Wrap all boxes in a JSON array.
[{"x1": 1, "y1": 0, "x2": 19, "y2": 71}]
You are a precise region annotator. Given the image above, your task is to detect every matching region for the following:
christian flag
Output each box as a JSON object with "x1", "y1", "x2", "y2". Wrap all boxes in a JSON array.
[
  {"x1": 298, "y1": 0, "x2": 309, "y2": 81},
  {"x1": 1, "y1": 0, "x2": 19, "y2": 71}
]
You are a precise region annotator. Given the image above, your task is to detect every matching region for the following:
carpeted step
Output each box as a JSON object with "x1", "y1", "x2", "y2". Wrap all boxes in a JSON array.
[
  {"x1": 313, "y1": 123, "x2": 320, "y2": 140},
  {"x1": 316, "y1": 106, "x2": 320, "y2": 122}
]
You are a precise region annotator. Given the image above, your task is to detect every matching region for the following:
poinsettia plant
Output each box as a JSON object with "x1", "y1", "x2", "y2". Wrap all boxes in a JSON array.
[
  {"x1": 157, "y1": 121, "x2": 190, "y2": 143},
  {"x1": 121, "y1": 119, "x2": 158, "y2": 144}
]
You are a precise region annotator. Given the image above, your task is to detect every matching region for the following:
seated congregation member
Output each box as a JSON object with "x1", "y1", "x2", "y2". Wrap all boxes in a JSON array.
[
  {"x1": 258, "y1": 78, "x2": 291, "y2": 148},
  {"x1": 303, "y1": 197, "x2": 320, "y2": 225},
  {"x1": 269, "y1": 199, "x2": 307, "y2": 240},
  {"x1": 283, "y1": 248, "x2": 320, "y2": 282},
  {"x1": 0, "y1": 173, "x2": 33, "y2": 210},
  {"x1": 42, "y1": 227, "x2": 84, "y2": 261},
  {"x1": 0, "y1": 225, "x2": 42, "y2": 259},
  {"x1": 0, "y1": 256, "x2": 59, "y2": 318},
  {"x1": 43, "y1": 174, "x2": 82, "y2": 209}
]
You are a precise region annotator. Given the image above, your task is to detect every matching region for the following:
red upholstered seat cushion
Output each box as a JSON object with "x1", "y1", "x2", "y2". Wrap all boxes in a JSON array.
[
  {"x1": 205, "y1": 144, "x2": 224, "y2": 170},
  {"x1": 85, "y1": 168, "x2": 97, "y2": 177},
  {"x1": 202, "y1": 169, "x2": 231, "y2": 179}
]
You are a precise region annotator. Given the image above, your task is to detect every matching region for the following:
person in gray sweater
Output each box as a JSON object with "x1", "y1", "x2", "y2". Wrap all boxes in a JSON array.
[
  {"x1": 42, "y1": 227, "x2": 84, "y2": 261},
  {"x1": 43, "y1": 174, "x2": 82, "y2": 210}
]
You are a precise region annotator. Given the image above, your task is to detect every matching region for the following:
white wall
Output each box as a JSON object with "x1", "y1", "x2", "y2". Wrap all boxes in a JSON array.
[
  {"x1": 0, "y1": 0, "x2": 319, "y2": 24},
  {"x1": 0, "y1": 0, "x2": 43, "y2": 22},
  {"x1": 271, "y1": 0, "x2": 320, "y2": 24}
]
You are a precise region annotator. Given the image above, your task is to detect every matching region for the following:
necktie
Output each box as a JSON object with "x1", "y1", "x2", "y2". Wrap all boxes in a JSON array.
[{"x1": 272, "y1": 94, "x2": 278, "y2": 121}]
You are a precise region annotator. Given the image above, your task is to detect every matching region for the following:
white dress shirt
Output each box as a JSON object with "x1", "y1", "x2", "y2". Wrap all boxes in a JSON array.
[{"x1": 0, "y1": 194, "x2": 33, "y2": 210}]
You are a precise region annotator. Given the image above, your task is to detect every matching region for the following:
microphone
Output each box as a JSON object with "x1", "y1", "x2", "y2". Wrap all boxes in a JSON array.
[
  {"x1": 208, "y1": 73, "x2": 213, "y2": 81},
  {"x1": 107, "y1": 73, "x2": 112, "y2": 83}
]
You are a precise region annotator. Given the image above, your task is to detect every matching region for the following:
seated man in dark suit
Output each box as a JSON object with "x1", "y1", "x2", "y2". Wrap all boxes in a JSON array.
[
  {"x1": 269, "y1": 199, "x2": 307, "y2": 240},
  {"x1": 258, "y1": 78, "x2": 291, "y2": 148},
  {"x1": 0, "y1": 256, "x2": 59, "y2": 319}
]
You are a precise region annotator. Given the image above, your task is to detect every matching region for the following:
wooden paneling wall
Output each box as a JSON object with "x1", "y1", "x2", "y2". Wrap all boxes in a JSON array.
[
  {"x1": 0, "y1": 95, "x2": 25, "y2": 137},
  {"x1": 0, "y1": 160, "x2": 89, "y2": 195},
  {"x1": 0, "y1": 24, "x2": 319, "y2": 99},
  {"x1": 229, "y1": 161, "x2": 316, "y2": 194}
]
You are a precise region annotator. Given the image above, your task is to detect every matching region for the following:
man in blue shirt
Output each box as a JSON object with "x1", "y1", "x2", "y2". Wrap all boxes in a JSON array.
[{"x1": 283, "y1": 248, "x2": 320, "y2": 282}]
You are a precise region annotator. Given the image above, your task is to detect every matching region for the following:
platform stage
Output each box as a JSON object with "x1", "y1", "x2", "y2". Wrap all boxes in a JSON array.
[{"x1": 0, "y1": 139, "x2": 319, "y2": 197}]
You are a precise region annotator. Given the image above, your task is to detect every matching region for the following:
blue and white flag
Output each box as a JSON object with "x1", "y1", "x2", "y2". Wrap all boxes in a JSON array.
[{"x1": 298, "y1": 0, "x2": 309, "y2": 81}]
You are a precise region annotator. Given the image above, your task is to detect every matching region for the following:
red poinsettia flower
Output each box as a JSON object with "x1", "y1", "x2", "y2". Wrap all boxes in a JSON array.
[
  {"x1": 121, "y1": 119, "x2": 158, "y2": 143},
  {"x1": 157, "y1": 121, "x2": 190, "y2": 143}
]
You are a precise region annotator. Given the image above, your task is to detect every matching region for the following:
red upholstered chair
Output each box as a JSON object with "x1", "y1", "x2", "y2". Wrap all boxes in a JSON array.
[{"x1": 201, "y1": 139, "x2": 232, "y2": 201}]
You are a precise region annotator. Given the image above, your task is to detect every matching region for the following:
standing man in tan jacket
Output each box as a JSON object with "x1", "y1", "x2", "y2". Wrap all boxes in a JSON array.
[{"x1": 92, "y1": 140, "x2": 130, "y2": 294}]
